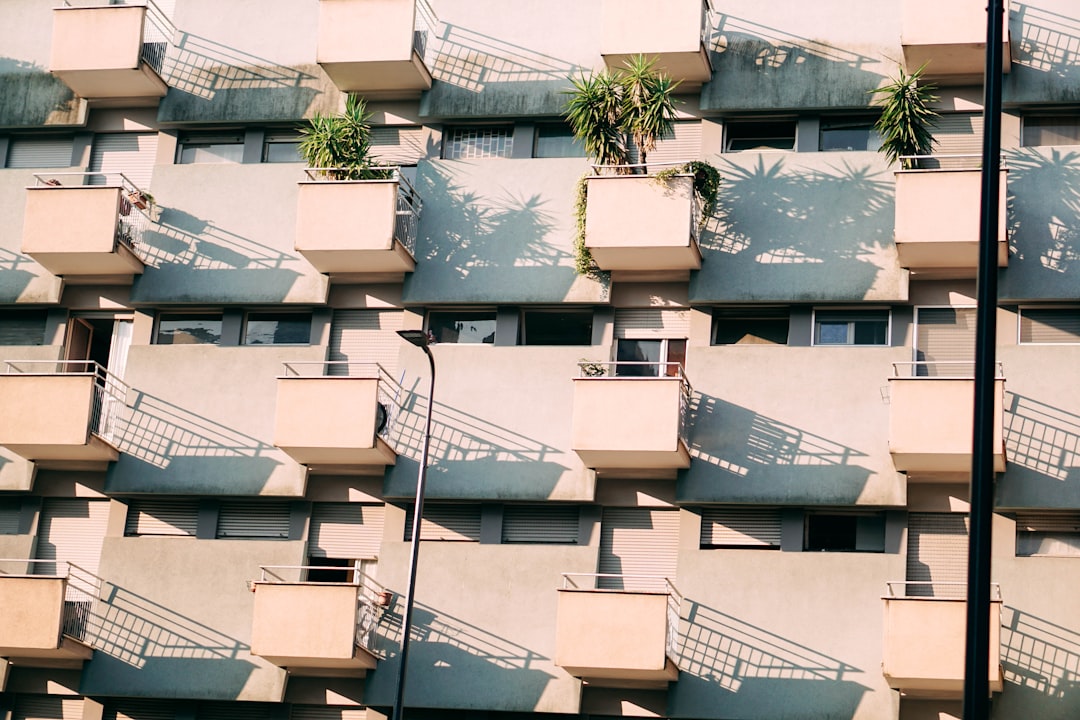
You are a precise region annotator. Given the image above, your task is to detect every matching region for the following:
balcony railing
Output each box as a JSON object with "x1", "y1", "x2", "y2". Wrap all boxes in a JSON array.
[
  {"x1": 562, "y1": 573, "x2": 683, "y2": 661},
  {"x1": 413, "y1": 0, "x2": 438, "y2": 61},
  {"x1": 898, "y1": 153, "x2": 1006, "y2": 171},
  {"x1": 0, "y1": 559, "x2": 102, "y2": 645},
  {"x1": 885, "y1": 580, "x2": 1002, "y2": 601},
  {"x1": 699, "y1": 0, "x2": 713, "y2": 45},
  {"x1": 891, "y1": 361, "x2": 1005, "y2": 380},
  {"x1": 33, "y1": 172, "x2": 154, "y2": 256},
  {"x1": 576, "y1": 361, "x2": 692, "y2": 447}
]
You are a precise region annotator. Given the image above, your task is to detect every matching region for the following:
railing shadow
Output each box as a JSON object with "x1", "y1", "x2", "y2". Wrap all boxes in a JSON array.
[
  {"x1": 1004, "y1": 393, "x2": 1080, "y2": 483},
  {"x1": 162, "y1": 32, "x2": 315, "y2": 100},
  {"x1": 1013, "y1": 4, "x2": 1080, "y2": 78},
  {"x1": 712, "y1": 13, "x2": 878, "y2": 70},
  {"x1": 140, "y1": 207, "x2": 294, "y2": 271},
  {"x1": 430, "y1": 23, "x2": 583, "y2": 92},
  {"x1": 1001, "y1": 605, "x2": 1080, "y2": 703}
]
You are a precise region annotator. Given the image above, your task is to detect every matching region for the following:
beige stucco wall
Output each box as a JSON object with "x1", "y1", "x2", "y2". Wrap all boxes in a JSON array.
[
  {"x1": 0, "y1": 576, "x2": 64, "y2": 651},
  {"x1": 250, "y1": 583, "x2": 359, "y2": 662},
  {"x1": 555, "y1": 590, "x2": 671, "y2": 678}
]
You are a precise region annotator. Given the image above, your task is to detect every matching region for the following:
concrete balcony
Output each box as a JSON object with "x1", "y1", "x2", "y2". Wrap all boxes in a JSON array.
[
  {"x1": 0, "y1": 561, "x2": 98, "y2": 668},
  {"x1": 49, "y1": 3, "x2": 170, "y2": 99},
  {"x1": 902, "y1": 0, "x2": 1011, "y2": 79},
  {"x1": 0, "y1": 361, "x2": 127, "y2": 468},
  {"x1": 600, "y1": 0, "x2": 713, "y2": 84},
  {"x1": 894, "y1": 167, "x2": 1008, "y2": 277},
  {"x1": 555, "y1": 574, "x2": 681, "y2": 688},
  {"x1": 882, "y1": 582, "x2": 1003, "y2": 698},
  {"x1": 571, "y1": 363, "x2": 691, "y2": 478},
  {"x1": 295, "y1": 171, "x2": 419, "y2": 279},
  {"x1": 22, "y1": 174, "x2": 149, "y2": 282},
  {"x1": 888, "y1": 363, "x2": 1006, "y2": 474},
  {"x1": 317, "y1": 0, "x2": 435, "y2": 96},
  {"x1": 273, "y1": 362, "x2": 398, "y2": 473},
  {"x1": 584, "y1": 174, "x2": 702, "y2": 281},
  {"x1": 250, "y1": 566, "x2": 385, "y2": 676}
]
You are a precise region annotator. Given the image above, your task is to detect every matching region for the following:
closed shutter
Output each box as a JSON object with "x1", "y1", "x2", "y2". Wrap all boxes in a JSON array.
[
  {"x1": 1014, "y1": 511, "x2": 1080, "y2": 557},
  {"x1": 88, "y1": 133, "x2": 159, "y2": 190},
  {"x1": 502, "y1": 505, "x2": 579, "y2": 544},
  {"x1": 906, "y1": 512, "x2": 968, "y2": 597},
  {"x1": 915, "y1": 307, "x2": 976, "y2": 376},
  {"x1": 103, "y1": 700, "x2": 176, "y2": 720},
  {"x1": 1020, "y1": 308, "x2": 1080, "y2": 344},
  {"x1": 0, "y1": 498, "x2": 20, "y2": 534},
  {"x1": 308, "y1": 503, "x2": 385, "y2": 559},
  {"x1": 700, "y1": 507, "x2": 782, "y2": 548},
  {"x1": 124, "y1": 499, "x2": 199, "y2": 537},
  {"x1": 928, "y1": 113, "x2": 983, "y2": 169},
  {"x1": 636, "y1": 120, "x2": 703, "y2": 167},
  {"x1": 291, "y1": 707, "x2": 367, "y2": 720},
  {"x1": 6, "y1": 137, "x2": 75, "y2": 169},
  {"x1": 0, "y1": 310, "x2": 47, "y2": 346},
  {"x1": 370, "y1": 126, "x2": 426, "y2": 165},
  {"x1": 403, "y1": 504, "x2": 482, "y2": 541},
  {"x1": 614, "y1": 308, "x2": 691, "y2": 339},
  {"x1": 598, "y1": 507, "x2": 679, "y2": 590},
  {"x1": 13, "y1": 696, "x2": 85, "y2": 720},
  {"x1": 216, "y1": 502, "x2": 291, "y2": 539},
  {"x1": 34, "y1": 498, "x2": 110, "y2": 576},
  {"x1": 328, "y1": 310, "x2": 405, "y2": 377},
  {"x1": 198, "y1": 703, "x2": 277, "y2": 720}
]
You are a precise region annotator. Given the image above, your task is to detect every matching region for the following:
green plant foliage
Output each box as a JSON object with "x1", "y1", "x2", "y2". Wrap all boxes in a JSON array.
[
  {"x1": 572, "y1": 174, "x2": 596, "y2": 276},
  {"x1": 654, "y1": 160, "x2": 721, "y2": 229},
  {"x1": 298, "y1": 94, "x2": 392, "y2": 180},
  {"x1": 620, "y1": 55, "x2": 680, "y2": 169},
  {"x1": 870, "y1": 65, "x2": 939, "y2": 169}
]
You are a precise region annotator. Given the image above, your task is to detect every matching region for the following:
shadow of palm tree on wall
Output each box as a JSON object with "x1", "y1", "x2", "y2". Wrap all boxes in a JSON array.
[{"x1": 1004, "y1": 148, "x2": 1080, "y2": 277}]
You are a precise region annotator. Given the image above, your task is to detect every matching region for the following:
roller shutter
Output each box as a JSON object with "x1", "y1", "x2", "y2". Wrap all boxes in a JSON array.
[
  {"x1": 628, "y1": 120, "x2": 703, "y2": 166},
  {"x1": 291, "y1": 707, "x2": 367, "y2": 720},
  {"x1": 700, "y1": 507, "x2": 782, "y2": 548},
  {"x1": 914, "y1": 307, "x2": 976, "y2": 376},
  {"x1": 0, "y1": 498, "x2": 21, "y2": 534},
  {"x1": 103, "y1": 700, "x2": 176, "y2": 720},
  {"x1": 906, "y1": 512, "x2": 968, "y2": 597},
  {"x1": 308, "y1": 503, "x2": 385, "y2": 559},
  {"x1": 328, "y1": 310, "x2": 405, "y2": 377},
  {"x1": 370, "y1": 126, "x2": 426, "y2": 165},
  {"x1": 34, "y1": 498, "x2": 109, "y2": 576},
  {"x1": 598, "y1": 507, "x2": 679, "y2": 590},
  {"x1": 0, "y1": 310, "x2": 48, "y2": 346},
  {"x1": 501, "y1": 505, "x2": 579, "y2": 544},
  {"x1": 216, "y1": 502, "x2": 291, "y2": 539},
  {"x1": 1019, "y1": 308, "x2": 1080, "y2": 344},
  {"x1": 88, "y1": 133, "x2": 159, "y2": 190},
  {"x1": 124, "y1": 499, "x2": 199, "y2": 537},
  {"x1": 1014, "y1": 511, "x2": 1080, "y2": 557},
  {"x1": 403, "y1": 504, "x2": 481, "y2": 542},
  {"x1": 928, "y1": 113, "x2": 983, "y2": 169},
  {"x1": 614, "y1": 308, "x2": 691, "y2": 339},
  {"x1": 13, "y1": 696, "x2": 85, "y2": 720},
  {"x1": 197, "y1": 703, "x2": 277, "y2": 720},
  {"x1": 6, "y1": 137, "x2": 75, "y2": 169}
]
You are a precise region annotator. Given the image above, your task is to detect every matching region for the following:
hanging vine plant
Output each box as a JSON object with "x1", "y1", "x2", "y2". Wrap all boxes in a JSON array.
[{"x1": 654, "y1": 160, "x2": 721, "y2": 230}]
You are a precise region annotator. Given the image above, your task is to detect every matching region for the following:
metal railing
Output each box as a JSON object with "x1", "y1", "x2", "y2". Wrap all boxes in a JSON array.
[
  {"x1": 2, "y1": 360, "x2": 130, "y2": 446},
  {"x1": 32, "y1": 172, "x2": 153, "y2": 254},
  {"x1": 891, "y1": 361, "x2": 1005, "y2": 380},
  {"x1": 700, "y1": 0, "x2": 714, "y2": 45},
  {"x1": 576, "y1": 361, "x2": 693, "y2": 445},
  {"x1": 885, "y1": 580, "x2": 1002, "y2": 601},
  {"x1": 0, "y1": 560, "x2": 102, "y2": 643},
  {"x1": 256, "y1": 562, "x2": 390, "y2": 655},
  {"x1": 279, "y1": 361, "x2": 401, "y2": 441},
  {"x1": 561, "y1": 573, "x2": 683, "y2": 661},
  {"x1": 899, "y1": 153, "x2": 1008, "y2": 171},
  {"x1": 301, "y1": 168, "x2": 421, "y2": 257},
  {"x1": 413, "y1": 0, "x2": 439, "y2": 61}
]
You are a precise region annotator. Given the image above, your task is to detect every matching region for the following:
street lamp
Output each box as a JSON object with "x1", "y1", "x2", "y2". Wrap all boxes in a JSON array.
[{"x1": 391, "y1": 329, "x2": 436, "y2": 720}]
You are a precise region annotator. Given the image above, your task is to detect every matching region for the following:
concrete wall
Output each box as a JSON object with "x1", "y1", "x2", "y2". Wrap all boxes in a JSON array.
[{"x1": 0, "y1": 170, "x2": 66, "y2": 304}]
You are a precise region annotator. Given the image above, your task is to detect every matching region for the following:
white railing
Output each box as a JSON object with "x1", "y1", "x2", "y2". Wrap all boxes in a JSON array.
[
  {"x1": 885, "y1": 580, "x2": 1002, "y2": 601},
  {"x1": 279, "y1": 361, "x2": 401, "y2": 441},
  {"x1": 589, "y1": 160, "x2": 698, "y2": 175},
  {"x1": 140, "y1": 0, "x2": 176, "y2": 76},
  {"x1": 892, "y1": 361, "x2": 1005, "y2": 380},
  {"x1": 413, "y1": 0, "x2": 439, "y2": 61},
  {"x1": 561, "y1": 572, "x2": 683, "y2": 660},
  {"x1": 576, "y1": 361, "x2": 692, "y2": 444},
  {"x1": 898, "y1": 153, "x2": 1008, "y2": 171},
  {"x1": 32, "y1": 171, "x2": 154, "y2": 254},
  {"x1": 256, "y1": 562, "x2": 390, "y2": 655},
  {"x1": 700, "y1": 0, "x2": 714, "y2": 45},
  {"x1": 0, "y1": 559, "x2": 102, "y2": 643},
  {"x1": 2, "y1": 360, "x2": 130, "y2": 445}
]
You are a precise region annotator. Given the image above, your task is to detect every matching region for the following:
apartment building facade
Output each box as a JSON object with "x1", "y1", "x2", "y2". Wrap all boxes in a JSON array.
[{"x1": 1, "y1": 0, "x2": 1079, "y2": 719}]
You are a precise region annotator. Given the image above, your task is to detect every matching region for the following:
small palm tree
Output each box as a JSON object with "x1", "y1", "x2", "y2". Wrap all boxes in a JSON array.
[
  {"x1": 871, "y1": 65, "x2": 939, "y2": 170},
  {"x1": 298, "y1": 94, "x2": 387, "y2": 180},
  {"x1": 620, "y1": 55, "x2": 680, "y2": 169}
]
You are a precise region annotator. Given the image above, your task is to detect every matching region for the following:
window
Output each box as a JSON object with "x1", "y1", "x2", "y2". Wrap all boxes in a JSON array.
[
  {"x1": 444, "y1": 125, "x2": 514, "y2": 159},
  {"x1": 1019, "y1": 307, "x2": 1080, "y2": 344},
  {"x1": 262, "y1": 130, "x2": 303, "y2": 163},
  {"x1": 1022, "y1": 115, "x2": 1080, "y2": 147},
  {"x1": 533, "y1": 123, "x2": 585, "y2": 158},
  {"x1": 428, "y1": 311, "x2": 497, "y2": 344},
  {"x1": 820, "y1": 117, "x2": 881, "y2": 152},
  {"x1": 124, "y1": 499, "x2": 199, "y2": 537},
  {"x1": 805, "y1": 512, "x2": 885, "y2": 552},
  {"x1": 4, "y1": 135, "x2": 75, "y2": 168},
  {"x1": 243, "y1": 312, "x2": 312, "y2": 345},
  {"x1": 155, "y1": 313, "x2": 224, "y2": 345},
  {"x1": 725, "y1": 119, "x2": 797, "y2": 152},
  {"x1": 177, "y1": 132, "x2": 244, "y2": 164},
  {"x1": 813, "y1": 309, "x2": 889, "y2": 346},
  {"x1": 0, "y1": 310, "x2": 47, "y2": 346},
  {"x1": 713, "y1": 307, "x2": 789, "y2": 345},
  {"x1": 403, "y1": 504, "x2": 482, "y2": 542},
  {"x1": 501, "y1": 505, "x2": 580, "y2": 544},
  {"x1": 1015, "y1": 512, "x2": 1080, "y2": 557},
  {"x1": 615, "y1": 338, "x2": 686, "y2": 377},
  {"x1": 700, "y1": 507, "x2": 782, "y2": 549},
  {"x1": 521, "y1": 309, "x2": 592, "y2": 345},
  {"x1": 216, "y1": 502, "x2": 291, "y2": 539}
]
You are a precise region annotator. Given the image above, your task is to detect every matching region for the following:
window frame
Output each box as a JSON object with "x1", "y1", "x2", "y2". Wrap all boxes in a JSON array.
[
  {"x1": 442, "y1": 124, "x2": 515, "y2": 160},
  {"x1": 724, "y1": 118, "x2": 798, "y2": 153},
  {"x1": 614, "y1": 337, "x2": 687, "y2": 377},
  {"x1": 520, "y1": 308, "x2": 593, "y2": 346},
  {"x1": 811, "y1": 308, "x2": 891, "y2": 347},
  {"x1": 176, "y1": 131, "x2": 245, "y2": 165},
  {"x1": 242, "y1": 310, "x2": 313, "y2": 346},
  {"x1": 803, "y1": 510, "x2": 885, "y2": 553},
  {"x1": 712, "y1": 306, "x2": 791, "y2": 346},
  {"x1": 818, "y1": 115, "x2": 882, "y2": 152},
  {"x1": 1017, "y1": 305, "x2": 1080, "y2": 345},
  {"x1": 154, "y1": 311, "x2": 225, "y2": 346},
  {"x1": 426, "y1": 309, "x2": 498, "y2": 344},
  {"x1": 532, "y1": 122, "x2": 586, "y2": 159},
  {"x1": 261, "y1": 129, "x2": 304, "y2": 164},
  {"x1": 1021, "y1": 113, "x2": 1080, "y2": 148}
]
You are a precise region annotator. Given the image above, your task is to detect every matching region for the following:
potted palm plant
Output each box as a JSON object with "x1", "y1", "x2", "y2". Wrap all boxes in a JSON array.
[
  {"x1": 870, "y1": 64, "x2": 939, "y2": 170},
  {"x1": 298, "y1": 94, "x2": 391, "y2": 180}
]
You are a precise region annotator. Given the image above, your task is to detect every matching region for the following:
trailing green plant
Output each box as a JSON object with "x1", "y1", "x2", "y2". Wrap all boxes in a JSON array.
[
  {"x1": 870, "y1": 64, "x2": 939, "y2": 169},
  {"x1": 572, "y1": 173, "x2": 596, "y2": 276},
  {"x1": 298, "y1": 94, "x2": 392, "y2": 180},
  {"x1": 654, "y1": 160, "x2": 721, "y2": 229}
]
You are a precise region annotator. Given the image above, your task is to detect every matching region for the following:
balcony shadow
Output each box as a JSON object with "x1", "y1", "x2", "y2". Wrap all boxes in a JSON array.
[
  {"x1": 690, "y1": 156, "x2": 897, "y2": 303},
  {"x1": 671, "y1": 601, "x2": 866, "y2": 717},
  {"x1": 997, "y1": 605, "x2": 1080, "y2": 717},
  {"x1": 106, "y1": 390, "x2": 287, "y2": 496},
  {"x1": 999, "y1": 392, "x2": 1080, "y2": 506},
  {"x1": 0, "y1": 248, "x2": 44, "y2": 304},
  {"x1": 421, "y1": 22, "x2": 585, "y2": 117},
  {"x1": 1011, "y1": 5, "x2": 1080, "y2": 82},
  {"x1": 702, "y1": 13, "x2": 885, "y2": 110},
  {"x1": 679, "y1": 392, "x2": 873, "y2": 504},
  {"x1": 0, "y1": 56, "x2": 84, "y2": 127},
  {"x1": 1000, "y1": 148, "x2": 1080, "y2": 298}
]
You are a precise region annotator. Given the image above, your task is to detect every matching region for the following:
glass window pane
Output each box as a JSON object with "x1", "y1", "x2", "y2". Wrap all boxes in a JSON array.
[
  {"x1": 156, "y1": 314, "x2": 223, "y2": 345},
  {"x1": 534, "y1": 125, "x2": 585, "y2": 158},
  {"x1": 820, "y1": 120, "x2": 881, "y2": 152},
  {"x1": 817, "y1": 322, "x2": 850, "y2": 345},
  {"x1": 616, "y1": 339, "x2": 661, "y2": 376},
  {"x1": 428, "y1": 312, "x2": 497, "y2": 344},
  {"x1": 522, "y1": 310, "x2": 592, "y2": 345},
  {"x1": 1022, "y1": 116, "x2": 1080, "y2": 147},
  {"x1": 179, "y1": 142, "x2": 243, "y2": 164},
  {"x1": 244, "y1": 313, "x2": 312, "y2": 345},
  {"x1": 726, "y1": 120, "x2": 797, "y2": 152},
  {"x1": 263, "y1": 141, "x2": 303, "y2": 163}
]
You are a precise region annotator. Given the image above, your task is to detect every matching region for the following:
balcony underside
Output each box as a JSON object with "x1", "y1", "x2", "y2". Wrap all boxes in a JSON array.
[
  {"x1": 52, "y1": 64, "x2": 168, "y2": 100},
  {"x1": 602, "y1": 46, "x2": 712, "y2": 84},
  {"x1": 902, "y1": 42, "x2": 1011, "y2": 81},
  {"x1": 319, "y1": 55, "x2": 433, "y2": 97},
  {"x1": 896, "y1": 240, "x2": 1009, "y2": 278},
  {"x1": 567, "y1": 659, "x2": 679, "y2": 689},
  {"x1": 587, "y1": 244, "x2": 703, "y2": 277},
  {"x1": 23, "y1": 244, "x2": 144, "y2": 280},
  {"x1": 258, "y1": 645, "x2": 379, "y2": 677},
  {"x1": 892, "y1": 450, "x2": 1006, "y2": 474},
  {"x1": 1, "y1": 436, "x2": 119, "y2": 470},
  {"x1": 0, "y1": 637, "x2": 93, "y2": 669},
  {"x1": 275, "y1": 438, "x2": 398, "y2": 474},
  {"x1": 574, "y1": 445, "x2": 691, "y2": 478},
  {"x1": 296, "y1": 244, "x2": 416, "y2": 277}
]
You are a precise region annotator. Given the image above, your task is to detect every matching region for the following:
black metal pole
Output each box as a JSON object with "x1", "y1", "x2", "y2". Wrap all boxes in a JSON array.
[
  {"x1": 963, "y1": 0, "x2": 1004, "y2": 717},
  {"x1": 391, "y1": 345, "x2": 435, "y2": 720}
]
